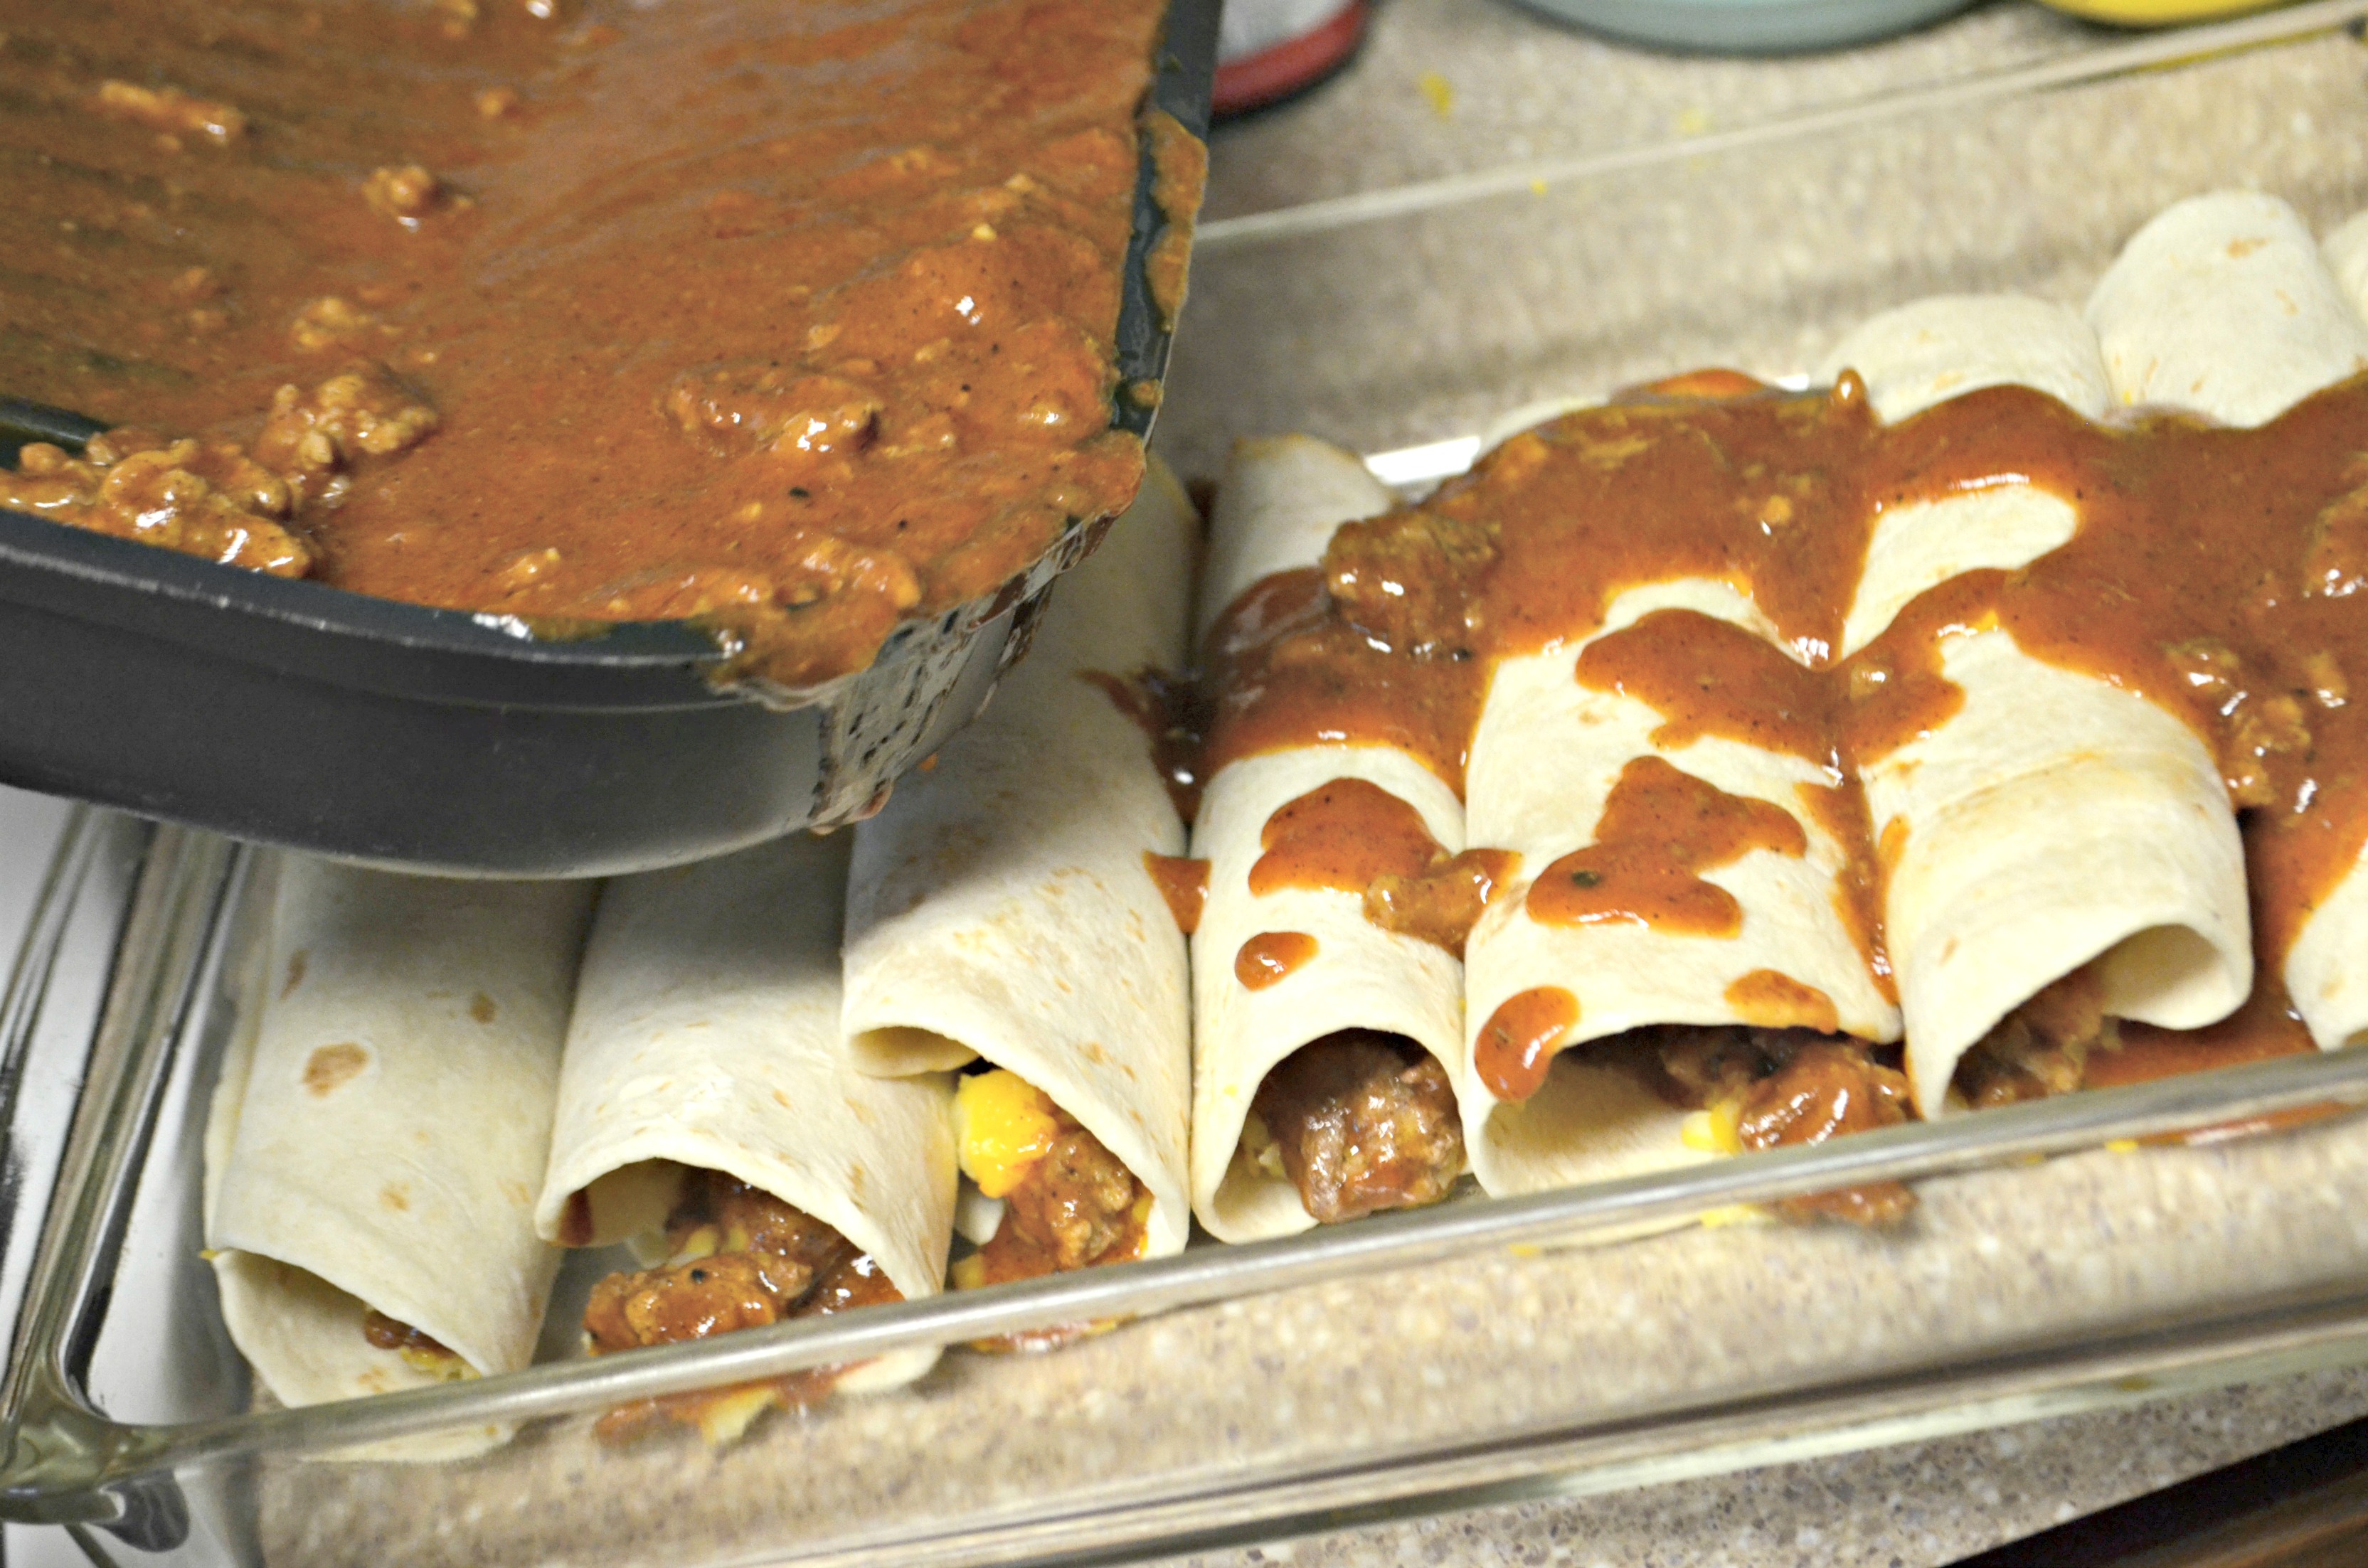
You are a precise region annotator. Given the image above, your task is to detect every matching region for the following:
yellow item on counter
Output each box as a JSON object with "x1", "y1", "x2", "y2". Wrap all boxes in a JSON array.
[
  {"x1": 2037, "y1": 0, "x2": 2288, "y2": 24},
  {"x1": 953, "y1": 1069, "x2": 1063, "y2": 1199}
]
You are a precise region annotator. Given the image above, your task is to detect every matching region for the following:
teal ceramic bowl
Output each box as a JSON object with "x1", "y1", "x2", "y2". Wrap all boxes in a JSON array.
[{"x1": 1505, "y1": 0, "x2": 1977, "y2": 52}]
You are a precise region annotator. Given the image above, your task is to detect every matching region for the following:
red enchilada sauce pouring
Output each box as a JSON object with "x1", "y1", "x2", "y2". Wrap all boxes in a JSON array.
[
  {"x1": 0, "y1": 0, "x2": 1195, "y2": 688},
  {"x1": 1192, "y1": 368, "x2": 2368, "y2": 1221}
]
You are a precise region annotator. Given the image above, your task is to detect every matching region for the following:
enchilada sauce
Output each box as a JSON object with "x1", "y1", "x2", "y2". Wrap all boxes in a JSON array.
[
  {"x1": 0, "y1": 0, "x2": 1186, "y2": 688},
  {"x1": 1203, "y1": 369, "x2": 2368, "y2": 1149}
]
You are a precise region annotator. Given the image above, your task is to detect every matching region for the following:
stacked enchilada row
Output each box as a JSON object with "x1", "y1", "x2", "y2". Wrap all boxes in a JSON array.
[{"x1": 203, "y1": 188, "x2": 2368, "y2": 1450}]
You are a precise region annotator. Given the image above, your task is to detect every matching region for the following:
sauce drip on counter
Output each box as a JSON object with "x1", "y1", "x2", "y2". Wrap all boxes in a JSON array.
[
  {"x1": 1524, "y1": 756, "x2": 1807, "y2": 937},
  {"x1": 0, "y1": 0, "x2": 1191, "y2": 688},
  {"x1": 1235, "y1": 930, "x2": 1318, "y2": 990},
  {"x1": 1202, "y1": 369, "x2": 2368, "y2": 1089},
  {"x1": 1142, "y1": 851, "x2": 1209, "y2": 934}
]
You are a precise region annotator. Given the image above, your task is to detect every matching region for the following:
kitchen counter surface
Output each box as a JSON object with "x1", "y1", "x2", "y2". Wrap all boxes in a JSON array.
[{"x1": 1174, "y1": 1367, "x2": 2368, "y2": 1566}]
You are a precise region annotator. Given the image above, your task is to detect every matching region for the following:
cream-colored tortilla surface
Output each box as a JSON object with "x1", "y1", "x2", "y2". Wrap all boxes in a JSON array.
[
  {"x1": 844, "y1": 462, "x2": 1196, "y2": 1260},
  {"x1": 1187, "y1": 434, "x2": 1468, "y2": 1242},
  {"x1": 1196, "y1": 434, "x2": 1395, "y2": 639},
  {"x1": 1460, "y1": 579, "x2": 1898, "y2": 1195},
  {"x1": 2087, "y1": 190, "x2": 2368, "y2": 427},
  {"x1": 541, "y1": 829, "x2": 952, "y2": 1393},
  {"x1": 1822, "y1": 294, "x2": 2107, "y2": 657},
  {"x1": 206, "y1": 856, "x2": 591, "y2": 1457}
]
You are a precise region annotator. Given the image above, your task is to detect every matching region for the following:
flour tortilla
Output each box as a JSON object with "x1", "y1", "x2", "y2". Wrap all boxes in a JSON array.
[
  {"x1": 1864, "y1": 626, "x2": 2251, "y2": 1113},
  {"x1": 1818, "y1": 294, "x2": 2111, "y2": 428},
  {"x1": 538, "y1": 829, "x2": 952, "y2": 1394},
  {"x1": 1192, "y1": 747, "x2": 1467, "y2": 1240},
  {"x1": 206, "y1": 857, "x2": 592, "y2": 1458},
  {"x1": 1197, "y1": 434, "x2": 1396, "y2": 639},
  {"x1": 1819, "y1": 294, "x2": 2106, "y2": 657},
  {"x1": 1460, "y1": 580, "x2": 1901, "y2": 1198},
  {"x1": 2202, "y1": 199, "x2": 2368, "y2": 1050},
  {"x1": 2321, "y1": 208, "x2": 2368, "y2": 321},
  {"x1": 2087, "y1": 190, "x2": 2368, "y2": 427},
  {"x1": 1187, "y1": 435, "x2": 1466, "y2": 1242},
  {"x1": 842, "y1": 462, "x2": 1196, "y2": 1262},
  {"x1": 1822, "y1": 272, "x2": 2252, "y2": 1112}
]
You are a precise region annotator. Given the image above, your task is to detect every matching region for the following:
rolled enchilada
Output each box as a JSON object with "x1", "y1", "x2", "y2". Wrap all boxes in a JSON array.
[
  {"x1": 1817, "y1": 292, "x2": 2252, "y2": 1116},
  {"x1": 843, "y1": 462, "x2": 1196, "y2": 1286},
  {"x1": 536, "y1": 828, "x2": 954, "y2": 1443},
  {"x1": 1188, "y1": 435, "x2": 1476, "y2": 1242},
  {"x1": 1448, "y1": 380, "x2": 1907, "y2": 1213},
  {"x1": 206, "y1": 856, "x2": 591, "y2": 1458},
  {"x1": 2098, "y1": 193, "x2": 2368, "y2": 1057}
]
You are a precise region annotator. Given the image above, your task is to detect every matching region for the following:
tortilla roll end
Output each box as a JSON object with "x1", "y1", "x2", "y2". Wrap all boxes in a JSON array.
[
  {"x1": 1869, "y1": 632, "x2": 2250, "y2": 1114},
  {"x1": 2086, "y1": 190, "x2": 2368, "y2": 428},
  {"x1": 1189, "y1": 749, "x2": 1468, "y2": 1243},
  {"x1": 1817, "y1": 294, "x2": 2111, "y2": 427}
]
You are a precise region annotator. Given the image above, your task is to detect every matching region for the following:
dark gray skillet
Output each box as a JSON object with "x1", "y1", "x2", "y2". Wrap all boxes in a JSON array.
[{"x1": 0, "y1": 0, "x2": 1217, "y2": 878}]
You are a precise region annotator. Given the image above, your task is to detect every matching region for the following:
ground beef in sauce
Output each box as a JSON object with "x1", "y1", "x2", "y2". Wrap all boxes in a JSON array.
[
  {"x1": 1251, "y1": 1031, "x2": 1465, "y2": 1223},
  {"x1": 978, "y1": 1125, "x2": 1143, "y2": 1281},
  {"x1": 2, "y1": 0, "x2": 1176, "y2": 689},
  {"x1": 1952, "y1": 965, "x2": 2112, "y2": 1109},
  {"x1": 1589, "y1": 1024, "x2": 1916, "y2": 1226},
  {"x1": 1321, "y1": 506, "x2": 1497, "y2": 658},
  {"x1": 2, "y1": 435, "x2": 311, "y2": 575},
  {"x1": 580, "y1": 1170, "x2": 898, "y2": 1441}
]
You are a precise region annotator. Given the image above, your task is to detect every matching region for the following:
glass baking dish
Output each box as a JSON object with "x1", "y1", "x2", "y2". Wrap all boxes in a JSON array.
[
  {"x1": 13, "y1": 819, "x2": 2368, "y2": 1568},
  {"x1": 18, "y1": 7, "x2": 2368, "y2": 1564}
]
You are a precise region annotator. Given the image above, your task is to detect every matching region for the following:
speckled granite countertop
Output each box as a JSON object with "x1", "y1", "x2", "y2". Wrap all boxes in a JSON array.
[
  {"x1": 1169, "y1": 1369, "x2": 2368, "y2": 1567},
  {"x1": 1145, "y1": 3, "x2": 2368, "y2": 1562}
]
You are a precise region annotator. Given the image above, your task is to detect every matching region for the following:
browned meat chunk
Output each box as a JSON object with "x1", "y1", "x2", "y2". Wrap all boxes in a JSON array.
[
  {"x1": 578, "y1": 1168, "x2": 901, "y2": 1441},
  {"x1": 1322, "y1": 506, "x2": 1496, "y2": 657},
  {"x1": 661, "y1": 363, "x2": 881, "y2": 465},
  {"x1": 2, "y1": 437, "x2": 310, "y2": 576},
  {"x1": 584, "y1": 1251, "x2": 785, "y2": 1351},
  {"x1": 1251, "y1": 1031, "x2": 1465, "y2": 1224},
  {"x1": 1734, "y1": 1040, "x2": 1915, "y2": 1226},
  {"x1": 250, "y1": 363, "x2": 439, "y2": 506},
  {"x1": 1954, "y1": 965, "x2": 2109, "y2": 1109},
  {"x1": 92, "y1": 80, "x2": 246, "y2": 144},
  {"x1": 580, "y1": 1170, "x2": 866, "y2": 1353},
  {"x1": 1364, "y1": 848, "x2": 1518, "y2": 956},
  {"x1": 361, "y1": 1310, "x2": 456, "y2": 1360},
  {"x1": 997, "y1": 1128, "x2": 1140, "y2": 1272},
  {"x1": 1575, "y1": 1024, "x2": 1916, "y2": 1226},
  {"x1": 363, "y1": 164, "x2": 449, "y2": 225}
]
